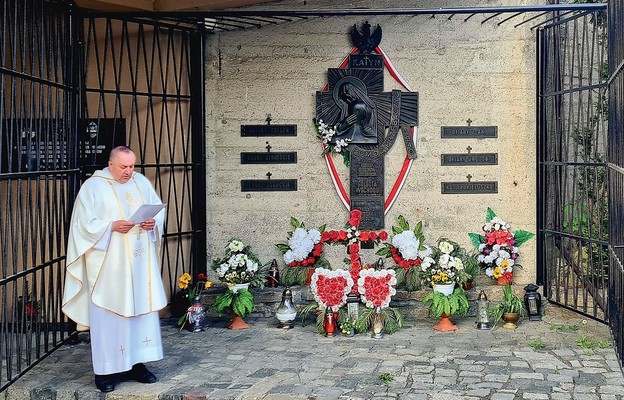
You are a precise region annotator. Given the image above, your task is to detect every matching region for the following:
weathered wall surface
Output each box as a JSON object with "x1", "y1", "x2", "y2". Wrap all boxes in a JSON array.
[{"x1": 205, "y1": 0, "x2": 540, "y2": 284}]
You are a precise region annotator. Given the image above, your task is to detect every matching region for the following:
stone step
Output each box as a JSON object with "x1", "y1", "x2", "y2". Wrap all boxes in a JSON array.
[{"x1": 172, "y1": 279, "x2": 526, "y2": 322}]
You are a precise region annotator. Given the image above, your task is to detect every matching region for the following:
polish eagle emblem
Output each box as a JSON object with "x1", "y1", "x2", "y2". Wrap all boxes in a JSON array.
[{"x1": 350, "y1": 21, "x2": 382, "y2": 54}]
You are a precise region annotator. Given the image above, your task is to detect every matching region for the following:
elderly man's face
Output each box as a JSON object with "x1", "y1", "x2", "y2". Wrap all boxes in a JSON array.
[{"x1": 108, "y1": 151, "x2": 136, "y2": 183}]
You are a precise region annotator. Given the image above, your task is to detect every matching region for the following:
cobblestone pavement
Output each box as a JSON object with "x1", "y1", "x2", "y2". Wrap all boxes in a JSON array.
[{"x1": 3, "y1": 304, "x2": 624, "y2": 400}]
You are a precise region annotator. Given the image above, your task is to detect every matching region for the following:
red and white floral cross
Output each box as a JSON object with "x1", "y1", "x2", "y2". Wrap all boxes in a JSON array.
[{"x1": 320, "y1": 209, "x2": 388, "y2": 294}]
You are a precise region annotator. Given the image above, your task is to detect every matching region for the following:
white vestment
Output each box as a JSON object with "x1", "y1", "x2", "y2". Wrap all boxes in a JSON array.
[{"x1": 62, "y1": 168, "x2": 168, "y2": 374}]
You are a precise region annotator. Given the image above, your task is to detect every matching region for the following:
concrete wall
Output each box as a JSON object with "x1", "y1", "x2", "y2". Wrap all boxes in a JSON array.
[{"x1": 204, "y1": 0, "x2": 540, "y2": 284}]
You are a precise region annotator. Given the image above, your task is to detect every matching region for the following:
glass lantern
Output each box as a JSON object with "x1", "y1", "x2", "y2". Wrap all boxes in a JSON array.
[
  {"x1": 275, "y1": 287, "x2": 297, "y2": 329},
  {"x1": 524, "y1": 283, "x2": 542, "y2": 321},
  {"x1": 476, "y1": 290, "x2": 492, "y2": 330}
]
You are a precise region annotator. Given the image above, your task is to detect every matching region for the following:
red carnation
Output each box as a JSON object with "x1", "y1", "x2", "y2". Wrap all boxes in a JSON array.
[
  {"x1": 379, "y1": 231, "x2": 388, "y2": 241},
  {"x1": 289, "y1": 262, "x2": 298, "y2": 268},
  {"x1": 349, "y1": 217, "x2": 360, "y2": 227},
  {"x1": 359, "y1": 231, "x2": 370, "y2": 241},
  {"x1": 329, "y1": 231, "x2": 339, "y2": 241},
  {"x1": 338, "y1": 230, "x2": 348, "y2": 241},
  {"x1": 348, "y1": 243, "x2": 360, "y2": 254},
  {"x1": 321, "y1": 231, "x2": 331, "y2": 242},
  {"x1": 369, "y1": 232, "x2": 378, "y2": 241},
  {"x1": 197, "y1": 273, "x2": 207, "y2": 280},
  {"x1": 350, "y1": 209, "x2": 362, "y2": 219}
]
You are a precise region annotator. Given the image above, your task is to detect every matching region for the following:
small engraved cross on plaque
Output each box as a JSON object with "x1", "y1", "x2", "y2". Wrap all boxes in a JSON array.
[
  {"x1": 466, "y1": 118, "x2": 472, "y2": 126},
  {"x1": 265, "y1": 114, "x2": 272, "y2": 125},
  {"x1": 466, "y1": 174, "x2": 472, "y2": 182},
  {"x1": 266, "y1": 142, "x2": 272, "y2": 152},
  {"x1": 266, "y1": 172, "x2": 272, "y2": 180},
  {"x1": 466, "y1": 146, "x2": 472, "y2": 153}
]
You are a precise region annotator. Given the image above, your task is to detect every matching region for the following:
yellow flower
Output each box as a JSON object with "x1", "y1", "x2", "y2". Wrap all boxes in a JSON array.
[
  {"x1": 500, "y1": 259, "x2": 510, "y2": 270},
  {"x1": 204, "y1": 281, "x2": 213, "y2": 289},
  {"x1": 180, "y1": 273, "x2": 192, "y2": 283},
  {"x1": 178, "y1": 280, "x2": 189, "y2": 290},
  {"x1": 493, "y1": 267, "x2": 503, "y2": 279}
]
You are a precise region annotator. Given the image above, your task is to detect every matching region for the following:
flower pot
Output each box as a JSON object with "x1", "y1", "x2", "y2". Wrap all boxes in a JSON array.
[
  {"x1": 305, "y1": 268, "x2": 315, "y2": 286},
  {"x1": 433, "y1": 313, "x2": 458, "y2": 332},
  {"x1": 502, "y1": 312, "x2": 520, "y2": 329},
  {"x1": 433, "y1": 283, "x2": 455, "y2": 296},
  {"x1": 228, "y1": 310, "x2": 250, "y2": 330},
  {"x1": 229, "y1": 283, "x2": 250, "y2": 293}
]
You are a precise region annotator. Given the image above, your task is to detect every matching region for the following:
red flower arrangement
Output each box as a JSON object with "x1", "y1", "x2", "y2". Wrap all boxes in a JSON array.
[
  {"x1": 357, "y1": 268, "x2": 397, "y2": 309},
  {"x1": 310, "y1": 268, "x2": 353, "y2": 310},
  {"x1": 320, "y1": 209, "x2": 388, "y2": 294}
]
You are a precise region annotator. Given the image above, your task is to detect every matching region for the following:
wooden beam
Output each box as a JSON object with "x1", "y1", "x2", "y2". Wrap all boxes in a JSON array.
[
  {"x1": 75, "y1": 0, "x2": 154, "y2": 12},
  {"x1": 154, "y1": 0, "x2": 276, "y2": 12}
]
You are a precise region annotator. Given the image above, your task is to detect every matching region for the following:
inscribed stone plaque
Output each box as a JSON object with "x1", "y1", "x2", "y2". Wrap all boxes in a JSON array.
[
  {"x1": 241, "y1": 179, "x2": 297, "y2": 192},
  {"x1": 240, "y1": 152, "x2": 297, "y2": 164},
  {"x1": 441, "y1": 181, "x2": 498, "y2": 194},
  {"x1": 240, "y1": 125, "x2": 297, "y2": 137},
  {"x1": 441, "y1": 126, "x2": 497, "y2": 139},
  {"x1": 441, "y1": 153, "x2": 498, "y2": 166},
  {"x1": 350, "y1": 147, "x2": 385, "y2": 229}
]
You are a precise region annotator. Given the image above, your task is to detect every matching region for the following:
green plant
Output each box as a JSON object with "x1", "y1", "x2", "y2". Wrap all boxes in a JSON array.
[
  {"x1": 214, "y1": 289, "x2": 254, "y2": 317},
  {"x1": 378, "y1": 373, "x2": 394, "y2": 384},
  {"x1": 529, "y1": 339, "x2": 546, "y2": 350},
  {"x1": 462, "y1": 252, "x2": 481, "y2": 282},
  {"x1": 491, "y1": 284, "x2": 526, "y2": 327},
  {"x1": 354, "y1": 307, "x2": 404, "y2": 334},
  {"x1": 576, "y1": 335, "x2": 612, "y2": 350},
  {"x1": 422, "y1": 287, "x2": 469, "y2": 319},
  {"x1": 339, "y1": 317, "x2": 355, "y2": 334},
  {"x1": 549, "y1": 323, "x2": 579, "y2": 332}
]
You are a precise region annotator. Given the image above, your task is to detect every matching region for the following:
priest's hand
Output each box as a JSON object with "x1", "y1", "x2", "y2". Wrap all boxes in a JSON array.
[
  {"x1": 139, "y1": 218, "x2": 156, "y2": 231},
  {"x1": 112, "y1": 220, "x2": 135, "y2": 234}
]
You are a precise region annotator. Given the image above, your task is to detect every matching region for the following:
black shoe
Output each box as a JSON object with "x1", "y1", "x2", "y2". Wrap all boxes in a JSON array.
[
  {"x1": 127, "y1": 363, "x2": 157, "y2": 384},
  {"x1": 94, "y1": 374, "x2": 116, "y2": 392}
]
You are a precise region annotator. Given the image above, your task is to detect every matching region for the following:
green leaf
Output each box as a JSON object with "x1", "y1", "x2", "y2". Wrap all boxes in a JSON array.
[
  {"x1": 513, "y1": 230, "x2": 535, "y2": 247},
  {"x1": 398, "y1": 215, "x2": 410, "y2": 232},
  {"x1": 414, "y1": 220, "x2": 423, "y2": 235},
  {"x1": 376, "y1": 246, "x2": 391, "y2": 256},
  {"x1": 486, "y1": 208, "x2": 497, "y2": 222},
  {"x1": 318, "y1": 224, "x2": 326, "y2": 233},
  {"x1": 392, "y1": 226, "x2": 402, "y2": 235},
  {"x1": 342, "y1": 150, "x2": 351, "y2": 168},
  {"x1": 275, "y1": 243, "x2": 290, "y2": 252},
  {"x1": 290, "y1": 217, "x2": 301, "y2": 228},
  {"x1": 468, "y1": 233, "x2": 485, "y2": 249}
]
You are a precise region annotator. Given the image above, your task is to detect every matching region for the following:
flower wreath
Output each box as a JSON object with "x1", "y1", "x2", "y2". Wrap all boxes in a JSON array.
[
  {"x1": 276, "y1": 217, "x2": 330, "y2": 286},
  {"x1": 468, "y1": 208, "x2": 534, "y2": 284},
  {"x1": 358, "y1": 268, "x2": 397, "y2": 309},
  {"x1": 376, "y1": 215, "x2": 432, "y2": 291},
  {"x1": 310, "y1": 267, "x2": 353, "y2": 311}
]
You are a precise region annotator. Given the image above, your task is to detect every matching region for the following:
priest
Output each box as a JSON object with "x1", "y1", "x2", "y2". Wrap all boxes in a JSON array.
[{"x1": 62, "y1": 146, "x2": 168, "y2": 392}]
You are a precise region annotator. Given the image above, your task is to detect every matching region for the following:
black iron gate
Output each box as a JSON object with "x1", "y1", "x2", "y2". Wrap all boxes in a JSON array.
[
  {"x1": 607, "y1": 0, "x2": 624, "y2": 364},
  {"x1": 538, "y1": 9, "x2": 609, "y2": 321},
  {"x1": 0, "y1": 0, "x2": 78, "y2": 391},
  {"x1": 0, "y1": 2, "x2": 206, "y2": 390}
]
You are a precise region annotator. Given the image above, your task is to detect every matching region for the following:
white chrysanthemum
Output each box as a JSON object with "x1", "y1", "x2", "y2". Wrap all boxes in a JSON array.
[
  {"x1": 439, "y1": 241, "x2": 454, "y2": 254},
  {"x1": 245, "y1": 258, "x2": 258, "y2": 272},
  {"x1": 228, "y1": 240, "x2": 244, "y2": 252},
  {"x1": 392, "y1": 231, "x2": 421, "y2": 260},
  {"x1": 485, "y1": 267, "x2": 494, "y2": 277},
  {"x1": 283, "y1": 250, "x2": 295, "y2": 265}
]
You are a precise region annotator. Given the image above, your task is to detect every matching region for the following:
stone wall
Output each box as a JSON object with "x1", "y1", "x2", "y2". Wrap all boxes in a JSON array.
[{"x1": 204, "y1": 0, "x2": 540, "y2": 284}]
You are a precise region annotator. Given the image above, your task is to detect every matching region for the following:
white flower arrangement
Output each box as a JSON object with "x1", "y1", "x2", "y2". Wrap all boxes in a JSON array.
[
  {"x1": 420, "y1": 239, "x2": 467, "y2": 286},
  {"x1": 211, "y1": 238, "x2": 262, "y2": 285},
  {"x1": 283, "y1": 227, "x2": 321, "y2": 265},
  {"x1": 391, "y1": 230, "x2": 432, "y2": 261},
  {"x1": 315, "y1": 119, "x2": 351, "y2": 167}
]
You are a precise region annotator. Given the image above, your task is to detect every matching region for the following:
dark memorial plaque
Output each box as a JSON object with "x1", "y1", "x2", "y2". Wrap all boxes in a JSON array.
[
  {"x1": 80, "y1": 119, "x2": 126, "y2": 177},
  {"x1": 241, "y1": 179, "x2": 297, "y2": 192},
  {"x1": 240, "y1": 125, "x2": 297, "y2": 137},
  {"x1": 441, "y1": 181, "x2": 498, "y2": 194},
  {"x1": 441, "y1": 153, "x2": 498, "y2": 166},
  {"x1": 315, "y1": 22, "x2": 419, "y2": 229},
  {"x1": 441, "y1": 126, "x2": 498, "y2": 139},
  {"x1": 240, "y1": 152, "x2": 297, "y2": 164}
]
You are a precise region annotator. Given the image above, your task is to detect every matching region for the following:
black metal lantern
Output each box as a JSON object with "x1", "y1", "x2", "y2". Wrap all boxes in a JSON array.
[
  {"x1": 346, "y1": 292, "x2": 360, "y2": 322},
  {"x1": 267, "y1": 259, "x2": 280, "y2": 288},
  {"x1": 275, "y1": 287, "x2": 297, "y2": 329},
  {"x1": 476, "y1": 290, "x2": 492, "y2": 330},
  {"x1": 523, "y1": 283, "x2": 542, "y2": 321}
]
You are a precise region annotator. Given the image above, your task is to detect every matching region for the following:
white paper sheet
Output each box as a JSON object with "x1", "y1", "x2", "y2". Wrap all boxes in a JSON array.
[{"x1": 128, "y1": 204, "x2": 166, "y2": 224}]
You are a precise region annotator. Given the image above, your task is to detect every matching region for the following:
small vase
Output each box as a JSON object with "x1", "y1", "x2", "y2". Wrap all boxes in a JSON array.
[
  {"x1": 186, "y1": 296, "x2": 205, "y2": 332},
  {"x1": 371, "y1": 307, "x2": 384, "y2": 339},
  {"x1": 228, "y1": 309, "x2": 250, "y2": 330},
  {"x1": 229, "y1": 283, "x2": 250, "y2": 293},
  {"x1": 323, "y1": 308, "x2": 336, "y2": 337},
  {"x1": 502, "y1": 312, "x2": 520, "y2": 329},
  {"x1": 433, "y1": 283, "x2": 455, "y2": 296},
  {"x1": 433, "y1": 313, "x2": 458, "y2": 332}
]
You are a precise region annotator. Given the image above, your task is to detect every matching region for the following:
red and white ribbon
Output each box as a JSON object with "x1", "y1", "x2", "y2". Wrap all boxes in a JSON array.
[{"x1": 322, "y1": 46, "x2": 417, "y2": 214}]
